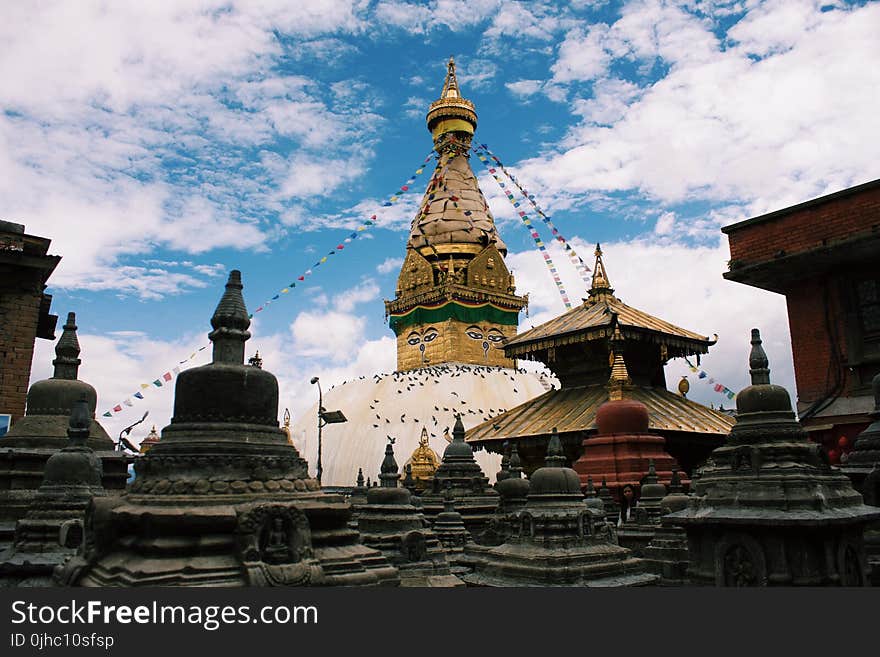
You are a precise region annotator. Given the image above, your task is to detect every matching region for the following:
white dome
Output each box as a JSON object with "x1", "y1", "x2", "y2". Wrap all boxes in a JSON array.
[{"x1": 290, "y1": 364, "x2": 551, "y2": 487}]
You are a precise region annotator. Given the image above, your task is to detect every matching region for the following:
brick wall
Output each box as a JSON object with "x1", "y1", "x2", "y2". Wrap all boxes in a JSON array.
[
  {"x1": 0, "y1": 272, "x2": 45, "y2": 422},
  {"x1": 727, "y1": 184, "x2": 880, "y2": 266}
]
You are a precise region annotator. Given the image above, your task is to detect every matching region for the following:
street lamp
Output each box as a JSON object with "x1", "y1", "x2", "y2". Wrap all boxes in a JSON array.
[
  {"x1": 117, "y1": 410, "x2": 149, "y2": 452},
  {"x1": 310, "y1": 376, "x2": 347, "y2": 486}
]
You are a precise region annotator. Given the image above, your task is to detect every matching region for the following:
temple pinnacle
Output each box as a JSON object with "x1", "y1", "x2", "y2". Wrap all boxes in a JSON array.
[
  {"x1": 544, "y1": 428, "x2": 567, "y2": 468},
  {"x1": 379, "y1": 440, "x2": 400, "y2": 488},
  {"x1": 52, "y1": 312, "x2": 81, "y2": 380},
  {"x1": 588, "y1": 243, "x2": 614, "y2": 301},
  {"x1": 209, "y1": 270, "x2": 252, "y2": 365},
  {"x1": 749, "y1": 328, "x2": 770, "y2": 385}
]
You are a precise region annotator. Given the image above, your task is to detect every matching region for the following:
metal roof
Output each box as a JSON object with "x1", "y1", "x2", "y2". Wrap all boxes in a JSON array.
[{"x1": 466, "y1": 384, "x2": 735, "y2": 444}]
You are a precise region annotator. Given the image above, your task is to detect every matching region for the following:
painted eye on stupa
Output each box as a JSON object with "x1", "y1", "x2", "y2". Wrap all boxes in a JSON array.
[
  {"x1": 407, "y1": 332, "x2": 421, "y2": 346},
  {"x1": 465, "y1": 326, "x2": 483, "y2": 340},
  {"x1": 486, "y1": 329, "x2": 505, "y2": 343},
  {"x1": 422, "y1": 328, "x2": 439, "y2": 343}
]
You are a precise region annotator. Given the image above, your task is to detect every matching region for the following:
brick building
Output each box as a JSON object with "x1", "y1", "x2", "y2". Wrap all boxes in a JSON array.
[
  {"x1": 0, "y1": 220, "x2": 60, "y2": 424},
  {"x1": 722, "y1": 179, "x2": 880, "y2": 461}
]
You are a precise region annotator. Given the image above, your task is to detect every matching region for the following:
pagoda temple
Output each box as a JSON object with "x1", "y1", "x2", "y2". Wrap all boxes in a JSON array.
[
  {"x1": 467, "y1": 245, "x2": 734, "y2": 477},
  {"x1": 291, "y1": 57, "x2": 548, "y2": 486}
]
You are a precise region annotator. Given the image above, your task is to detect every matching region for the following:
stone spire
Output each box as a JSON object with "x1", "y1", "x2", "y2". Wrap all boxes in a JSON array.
[
  {"x1": 748, "y1": 327, "x2": 770, "y2": 385},
  {"x1": 52, "y1": 312, "x2": 81, "y2": 380},
  {"x1": 57, "y1": 271, "x2": 399, "y2": 588},
  {"x1": 607, "y1": 323, "x2": 631, "y2": 401},
  {"x1": 0, "y1": 397, "x2": 106, "y2": 586},
  {"x1": 210, "y1": 270, "x2": 251, "y2": 365},
  {"x1": 379, "y1": 439, "x2": 400, "y2": 488},
  {"x1": 587, "y1": 244, "x2": 614, "y2": 301},
  {"x1": 544, "y1": 429, "x2": 567, "y2": 468}
]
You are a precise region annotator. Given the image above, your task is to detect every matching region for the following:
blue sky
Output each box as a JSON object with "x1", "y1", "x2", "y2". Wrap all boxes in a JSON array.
[{"x1": 4, "y1": 0, "x2": 878, "y2": 442}]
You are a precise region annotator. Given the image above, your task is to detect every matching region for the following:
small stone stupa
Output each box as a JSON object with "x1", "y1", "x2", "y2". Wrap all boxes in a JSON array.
[
  {"x1": 56, "y1": 271, "x2": 399, "y2": 587},
  {"x1": 463, "y1": 429, "x2": 657, "y2": 587},
  {"x1": 0, "y1": 312, "x2": 126, "y2": 548},
  {"x1": 482, "y1": 442, "x2": 530, "y2": 546},
  {"x1": 617, "y1": 459, "x2": 669, "y2": 556},
  {"x1": 431, "y1": 487, "x2": 472, "y2": 573},
  {"x1": 641, "y1": 470, "x2": 690, "y2": 586},
  {"x1": 356, "y1": 440, "x2": 462, "y2": 587},
  {"x1": 0, "y1": 397, "x2": 106, "y2": 586},
  {"x1": 840, "y1": 372, "x2": 880, "y2": 584},
  {"x1": 666, "y1": 329, "x2": 880, "y2": 586},
  {"x1": 419, "y1": 415, "x2": 499, "y2": 538}
]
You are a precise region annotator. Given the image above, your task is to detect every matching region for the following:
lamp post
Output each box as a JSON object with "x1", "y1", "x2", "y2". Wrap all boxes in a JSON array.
[
  {"x1": 310, "y1": 376, "x2": 347, "y2": 486},
  {"x1": 117, "y1": 410, "x2": 149, "y2": 452}
]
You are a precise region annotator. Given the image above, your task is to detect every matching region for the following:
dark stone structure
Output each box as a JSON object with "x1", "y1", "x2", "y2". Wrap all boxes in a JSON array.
[
  {"x1": 0, "y1": 220, "x2": 59, "y2": 423},
  {"x1": 666, "y1": 329, "x2": 880, "y2": 586},
  {"x1": 356, "y1": 441, "x2": 462, "y2": 586},
  {"x1": 642, "y1": 472, "x2": 691, "y2": 586},
  {"x1": 56, "y1": 271, "x2": 399, "y2": 587},
  {"x1": 463, "y1": 430, "x2": 657, "y2": 587},
  {"x1": 0, "y1": 398, "x2": 105, "y2": 586},
  {"x1": 482, "y1": 442, "x2": 530, "y2": 546},
  {"x1": 841, "y1": 372, "x2": 880, "y2": 583},
  {"x1": 431, "y1": 488, "x2": 472, "y2": 575},
  {"x1": 617, "y1": 460, "x2": 668, "y2": 556},
  {"x1": 0, "y1": 313, "x2": 127, "y2": 549},
  {"x1": 420, "y1": 415, "x2": 499, "y2": 539}
]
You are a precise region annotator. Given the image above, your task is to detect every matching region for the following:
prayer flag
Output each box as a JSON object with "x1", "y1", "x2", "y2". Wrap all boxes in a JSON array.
[{"x1": 163, "y1": 372, "x2": 172, "y2": 382}]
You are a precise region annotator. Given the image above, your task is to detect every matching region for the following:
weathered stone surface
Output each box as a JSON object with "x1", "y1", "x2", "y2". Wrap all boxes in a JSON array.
[
  {"x1": 356, "y1": 441, "x2": 462, "y2": 586},
  {"x1": 56, "y1": 272, "x2": 399, "y2": 587},
  {"x1": 0, "y1": 398, "x2": 106, "y2": 587},
  {"x1": 841, "y1": 372, "x2": 880, "y2": 584},
  {"x1": 666, "y1": 329, "x2": 880, "y2": 586},
  {"x1": 0, "y1": 313, "x2": 126, "y2": 548},
  {"x1": 463, "y1": 430, "x2": 657, "y2": 587}
]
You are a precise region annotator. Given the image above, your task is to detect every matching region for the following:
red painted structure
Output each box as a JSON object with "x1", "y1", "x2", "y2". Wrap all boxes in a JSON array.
[
  {"x1": 722, "y1": 179, "x2": 880, "y2": 462},
  {"x1": 572, "y1": 398, "x2": 686, "y2": 502}
]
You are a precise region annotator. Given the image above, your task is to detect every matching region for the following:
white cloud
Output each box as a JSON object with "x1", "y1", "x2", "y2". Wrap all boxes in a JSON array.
[
  {"x1": 519, "y1": 1, "x2": 880, "y2": 210},
  {"x1": 290, "y1": 310, "x2": 366, "y2": 359},
  {"x1": 506, "y1": 79, "x2": 545, "y2": 98},
  {"x1": 377, "y1": 257, "x2": 404, "y2": 274},
  {"x1": 333, "y1": 280, "x2": 380, "y2": 312}
]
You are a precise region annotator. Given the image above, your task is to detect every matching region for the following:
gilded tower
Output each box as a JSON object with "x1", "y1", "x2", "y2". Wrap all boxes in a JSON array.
[{"x1": 385, "y1": 58, "x2": 527, "y2": 371}]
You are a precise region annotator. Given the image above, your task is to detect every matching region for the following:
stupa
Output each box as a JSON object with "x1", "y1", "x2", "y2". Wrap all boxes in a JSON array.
[
  {"x1": 0, "y1": 397, "x2": 105, "y2": 586},
  {"x1": 419, "y1": 415, "x2": 499, "y2": 538},
  {"x1": 665, "y1": 329, "x2": 880, "y2": 586},
  {"x1": 841, "y1": 373, "x2": 880, "y2": 584},
  {"x1": 617, "y1": 460, "x2": 668, "y2": 556},
  {"x1": 482, "y1": 442, "x2": 530, "y2": 546},
  {"x1": 572, "y1": 368, "x2": 686, "y2": 504},
  {"x1": 463, "y1": 429, "x2": 657, "y2": 586},
  {"x1": 0, "y1": 312, "x2": 126, "y2": 548},
  {"x1": 56, "y1": 271, "x2": 399, "y2": 587},
  {"x1": 467, "y1": 245, "x2": 734, "y2": 475},
  {"x1": 356, "y1": 440, "x2": 462, "y2": 586},
  {"x1": 138, "y1": 425, "x2": 161, "y2": 453},
  {"x1": 431, "y1": 488, "x2": 472, "y2": 573},
  {"x1": 405, "y1": 427, "x2": 441, "y2": 491},
  {"x1": 641, "y1": 470, "x2": 691, "y2": 586},
  {"x1": 290, "y1": 57, "x2": 549, "y2": 486}
]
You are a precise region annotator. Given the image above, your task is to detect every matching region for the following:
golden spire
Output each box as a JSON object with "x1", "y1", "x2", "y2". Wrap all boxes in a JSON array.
[
  {"x1": 282, "y1": 408, "x2": 293, "y2": 446},
  {"x1": 139, "y1": 425, "x2": 161, "y2": 454},
  {"x1": 607, "y1": 324, "x2": 631, "y2": 401},
  {"x1": 588, "y1": 243, "x2": 614, "y2": 302},
  {"x1": 426, "y1": 56, "x2": 477, "y2": 144}
]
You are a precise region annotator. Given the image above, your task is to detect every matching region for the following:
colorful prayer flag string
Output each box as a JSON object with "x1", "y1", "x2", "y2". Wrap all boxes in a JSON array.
[
  {"x1": 474, "y1": 143, "x2": 592, "y2": 288},
  {"x1": 684, "y1": 357, "x2": 737, "y2": 401},
  {"x1": 471, "y1": 147, "x2": 572, "y2": 309},
  {"x1": 100, "y1": 152, "x2": 435, "y2": 419}
]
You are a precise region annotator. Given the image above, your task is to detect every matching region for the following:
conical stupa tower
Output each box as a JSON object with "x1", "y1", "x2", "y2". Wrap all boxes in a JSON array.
[
  {"x1": 292, "y1": 59, "x2": 549, "y2": 487},
  {"x1": 385, "y1": 57, "x2": 527, "y2": 371}
]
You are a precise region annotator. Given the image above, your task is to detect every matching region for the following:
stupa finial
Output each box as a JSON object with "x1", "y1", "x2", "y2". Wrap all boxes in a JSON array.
[
  {"x1": 509, "y1": 442, "x2": 523, "y2": 479},
  {"x1": 379, "y1": 439, "x2": 400, "y2": 488},
  {"x1": 52, "y1": 312, "x2": 81, "y2": 380},
  {"x1": 441, "y1": 56, "x2": 460, "y2": 100},
  {"x1": 209, "y1": 270, "x2": 251, "y2": 365},
  {"x1": 588, "y1": 244, "x2": 614, "y2": 301},
  {"x1": 749, "y1": 328, "x2": 770, "y2": 385},
  {"x1": 426, "y1": 56, "x2": 477, "y2": 145},
  {"x1": 544, "y1": 428, "x2": 567, "y2": 468}
]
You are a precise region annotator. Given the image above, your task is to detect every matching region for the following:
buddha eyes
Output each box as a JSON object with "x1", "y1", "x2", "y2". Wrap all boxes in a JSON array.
[
  {"x1": 487, "y1": 331, "x2": 505, "y2": 343},
  {"x1": 407, "y1": 333, "x2": 421, "y2": 345},
  {"x1": 423, "y1": 330, "x2": 439, "y2": 343},
  {"x1": 408, "y1": 328, "x2": 439, "y2": 345},
  {"x1": 466, "y1": 329, "x2": 483, "y2": 340}
]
